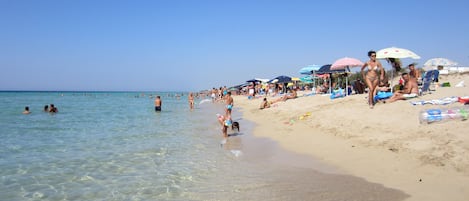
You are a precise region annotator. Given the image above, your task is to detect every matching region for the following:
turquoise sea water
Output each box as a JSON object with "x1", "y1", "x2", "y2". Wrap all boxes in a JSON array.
[{"x1": 0, "y1": 91, "x2": 407, "y2": 201}]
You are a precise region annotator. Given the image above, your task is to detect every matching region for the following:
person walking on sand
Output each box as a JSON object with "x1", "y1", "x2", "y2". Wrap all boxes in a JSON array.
[
  {"x1": 361, "y1": 50, "x2": 384, "y2": 109},
  {"x1": 154, "y1": 96, "x2": 162, "y2": 112},
  {"x1": 188, "y1": 92, "x2": 194, "y2": 110}
]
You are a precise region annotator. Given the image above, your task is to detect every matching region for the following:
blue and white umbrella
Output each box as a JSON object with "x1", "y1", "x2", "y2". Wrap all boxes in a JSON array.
[
  {"x1": 424, "y1": 58, "x2": 458, "y2": 67},
  {"x1": 298, "y1": 64, "x2": 321, "y2": 75}
]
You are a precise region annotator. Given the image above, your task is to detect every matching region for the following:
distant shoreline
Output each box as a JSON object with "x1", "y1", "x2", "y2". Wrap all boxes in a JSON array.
[{"x1": 0, "y1": 90, "x2": 190, "y2": 93}]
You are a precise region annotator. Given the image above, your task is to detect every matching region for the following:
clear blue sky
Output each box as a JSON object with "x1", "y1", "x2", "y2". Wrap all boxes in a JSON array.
[{"x1": 1, "y1": 0, "x2": 468, "y2": 91}]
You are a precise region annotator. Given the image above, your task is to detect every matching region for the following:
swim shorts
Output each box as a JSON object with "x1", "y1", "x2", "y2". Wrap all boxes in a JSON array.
[
  {"x1": 403, "y1": 93, "x2": 418, "y2": 99},
  {"x1": 155, "y1": 106, "x2": 161, "y2": 111}
]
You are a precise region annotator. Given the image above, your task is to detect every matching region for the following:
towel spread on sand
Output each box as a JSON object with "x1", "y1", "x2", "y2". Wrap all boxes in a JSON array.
[{"x1": 410, "y1": 96, "x2": 459, "y2": 106}]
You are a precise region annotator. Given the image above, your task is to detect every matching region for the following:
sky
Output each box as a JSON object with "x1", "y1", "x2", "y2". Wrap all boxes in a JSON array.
[{"x1": 1, "y1": 0, "x2": 468, "y2": 92}]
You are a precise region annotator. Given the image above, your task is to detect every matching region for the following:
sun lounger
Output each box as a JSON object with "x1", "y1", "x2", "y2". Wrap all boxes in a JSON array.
[{"x1": 420, "y1": 70, "x2": 439, "y2": 95}]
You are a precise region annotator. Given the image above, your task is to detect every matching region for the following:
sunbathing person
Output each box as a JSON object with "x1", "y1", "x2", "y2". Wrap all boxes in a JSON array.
[
  {"x1": 260, "y1": 97, "x2": 271, "y2": 109},
  {"x1": 374, "y1": 76, "x2": 391, "y2": 95},
  {"x1": 272, "y1": 89, "x2": 297, "y2": 104},
  {"x1": 316, "y1": 82, "x2": 329, "y2": 94},
  {"x1": 386, "y1": 73, "x2": 419, "y2": 103}
]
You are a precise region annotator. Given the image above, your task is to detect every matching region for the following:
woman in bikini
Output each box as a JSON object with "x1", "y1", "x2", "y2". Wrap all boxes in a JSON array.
[{"x1": 361, "y1": 50, "x2": 384, "y2": 108}]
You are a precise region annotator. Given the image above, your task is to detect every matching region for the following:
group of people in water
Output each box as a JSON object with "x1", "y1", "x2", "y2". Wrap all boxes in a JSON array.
[{"x1": 22, "y1": 104, "x2": 58, "y2": 114}]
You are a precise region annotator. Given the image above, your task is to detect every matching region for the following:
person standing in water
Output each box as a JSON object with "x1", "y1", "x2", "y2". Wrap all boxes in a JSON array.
[
  {"x1": 154, "y1": 96, "x2": 162, "y2": 112},
  {"x1": 225, "y1": 91, "x2": 233, "y2": 116},
  {"x1": 188, "y1": 92, "x2": 194, "y2": 110}
]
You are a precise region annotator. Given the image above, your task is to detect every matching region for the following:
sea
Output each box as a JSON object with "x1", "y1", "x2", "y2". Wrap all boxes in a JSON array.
[{"x1": 0, "y1": 91, "x2": 408, "y2": 201}]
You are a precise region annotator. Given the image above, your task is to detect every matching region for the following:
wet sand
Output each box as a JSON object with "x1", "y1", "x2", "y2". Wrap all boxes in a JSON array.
[{"x1": 200, "y1": 110, "x2": 408, "y2": 201}]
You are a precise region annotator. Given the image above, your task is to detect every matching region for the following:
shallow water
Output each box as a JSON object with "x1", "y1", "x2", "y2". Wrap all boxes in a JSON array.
[{"x1": 0, "y1": 91, "x2": 408, "y2": 200}]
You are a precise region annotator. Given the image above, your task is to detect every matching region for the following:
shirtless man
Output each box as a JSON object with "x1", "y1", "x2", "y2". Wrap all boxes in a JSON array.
[
  {"x1": 154, "y1": 96, "x2": 162, "y2": 112},
  {"x1": 387, "y1": 73, "x2": 419, "y2": 103}
]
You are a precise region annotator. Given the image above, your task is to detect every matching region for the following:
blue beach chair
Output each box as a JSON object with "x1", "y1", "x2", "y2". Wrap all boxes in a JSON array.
[{"x1": 420, "y1": 70, "x2": 439, "y2": 95}]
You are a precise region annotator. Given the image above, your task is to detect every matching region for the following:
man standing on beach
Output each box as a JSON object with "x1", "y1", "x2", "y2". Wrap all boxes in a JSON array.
[{"x1": 154, "y1": 96, "x2": 162, "y2": 112}]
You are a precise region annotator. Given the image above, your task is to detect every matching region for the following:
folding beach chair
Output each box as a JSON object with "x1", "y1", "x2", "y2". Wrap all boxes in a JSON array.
[{"x1": 420, "y1": 70, "x2": 439, "y2": 95}]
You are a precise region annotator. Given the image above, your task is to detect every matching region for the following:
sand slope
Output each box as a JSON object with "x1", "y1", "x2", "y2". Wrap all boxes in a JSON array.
[{"x1": 235, "y1": 73, "x2": 469, "y2": 201}]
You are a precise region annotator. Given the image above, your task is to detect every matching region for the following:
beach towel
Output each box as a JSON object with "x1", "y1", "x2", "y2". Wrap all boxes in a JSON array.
[
  {"x1": 330, "y1": 89, "x2": 345, "y2": 99},
  {"x1": 410, "y1": 96, "x2": 459, "y2": 106},
  {"x1": 458, "y1": 96, "x2": 469, "y2": 104}
]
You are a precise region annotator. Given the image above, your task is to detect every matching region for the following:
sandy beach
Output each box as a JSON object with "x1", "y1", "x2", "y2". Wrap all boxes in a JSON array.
[{"x1": 234, "y1": 73, "x2": 469, "y2": 201}]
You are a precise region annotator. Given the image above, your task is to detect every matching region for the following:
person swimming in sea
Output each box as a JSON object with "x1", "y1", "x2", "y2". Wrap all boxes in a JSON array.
[
  {"x1": 23, "y1": 106, "x2": 31, "y2": 114},
  {"x1": 49, "y1": 104, "x2": 58, "y2": 113}
]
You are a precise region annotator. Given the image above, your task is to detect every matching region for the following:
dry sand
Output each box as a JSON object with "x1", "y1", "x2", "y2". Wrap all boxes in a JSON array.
[{"x1": 234, "y1": 73, "x2": 469, "y2": 201}]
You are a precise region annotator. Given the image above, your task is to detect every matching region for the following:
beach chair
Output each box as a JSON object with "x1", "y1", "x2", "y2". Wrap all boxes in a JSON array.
[{"x1": 420, "y1": 70, "x2": 439, "y2": 95}]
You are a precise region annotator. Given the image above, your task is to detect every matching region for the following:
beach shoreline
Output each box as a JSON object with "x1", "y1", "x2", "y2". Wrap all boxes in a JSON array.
[{"x1": 234, "y1": 73, "x2": 469, "y2": 201}]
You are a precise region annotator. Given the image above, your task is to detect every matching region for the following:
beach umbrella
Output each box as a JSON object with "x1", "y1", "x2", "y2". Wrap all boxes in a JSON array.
[
  {"x1": 331, "y1": 57, "x2": 364, "y2": 96},
  {"x1": 317, "y1": 64, "x2": 345, "y2": 74},
  {"x1": 269, "y1": 75, "x2": 292, "y2": 93},
  {"x1": 376, "y1": 47, "x2": 421, "y2": 60},
  {"x1": 299, "y1": 64, "x2": 321, "y2": 89},
  {"x1": 316, "y1": 64, "x2": 346, "y2": 94},
  {"x1": 298, "y1": 64, "x2": 321, "y2": 75},
  {"x1": 330, "y1": 57, "x2": 364, "y2": 70},
  {"x1": 376, "y1": 47, "x2": 421, "y2": 92},
  {"x1": 246, "y1": 78, "x2": 269, "y2": 83},
  {"x1": 300, "y1": 76, "x2": 313, "y2": 83},
  {"x1": 424, "y1": 58, "x2": 458, "y2": 67},
  {"x1": 269, "y1": 75, "x2": 292, "y2": 83}
]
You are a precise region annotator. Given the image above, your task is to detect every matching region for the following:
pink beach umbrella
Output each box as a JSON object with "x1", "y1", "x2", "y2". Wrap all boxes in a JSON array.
[
  {"x1": 331, "y1": 57, "x2": 364, "y2": 96},
  {"x1": 330, "y1": 57, "x2": 364, "y2": 70}
]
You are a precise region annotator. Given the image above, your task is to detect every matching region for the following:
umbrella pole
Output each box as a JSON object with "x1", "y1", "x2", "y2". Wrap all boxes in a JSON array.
[
  {"x1": 391, "y1": 69, "x2": 394, "y2": 93},
  {"x1": 313, "y1": 71, "x2": 316, "y2": 92},
  {"x1": 345, "y1": 66, "x2": 350, "y2": 96},
  {"x1": 346, "y1": 75, "x2": 348, "y2": 96}
]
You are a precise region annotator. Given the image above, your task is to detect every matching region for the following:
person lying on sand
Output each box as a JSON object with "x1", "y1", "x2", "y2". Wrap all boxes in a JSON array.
[{"x1": 271, "y1": 89, "x2": 297, "y2": 104}]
